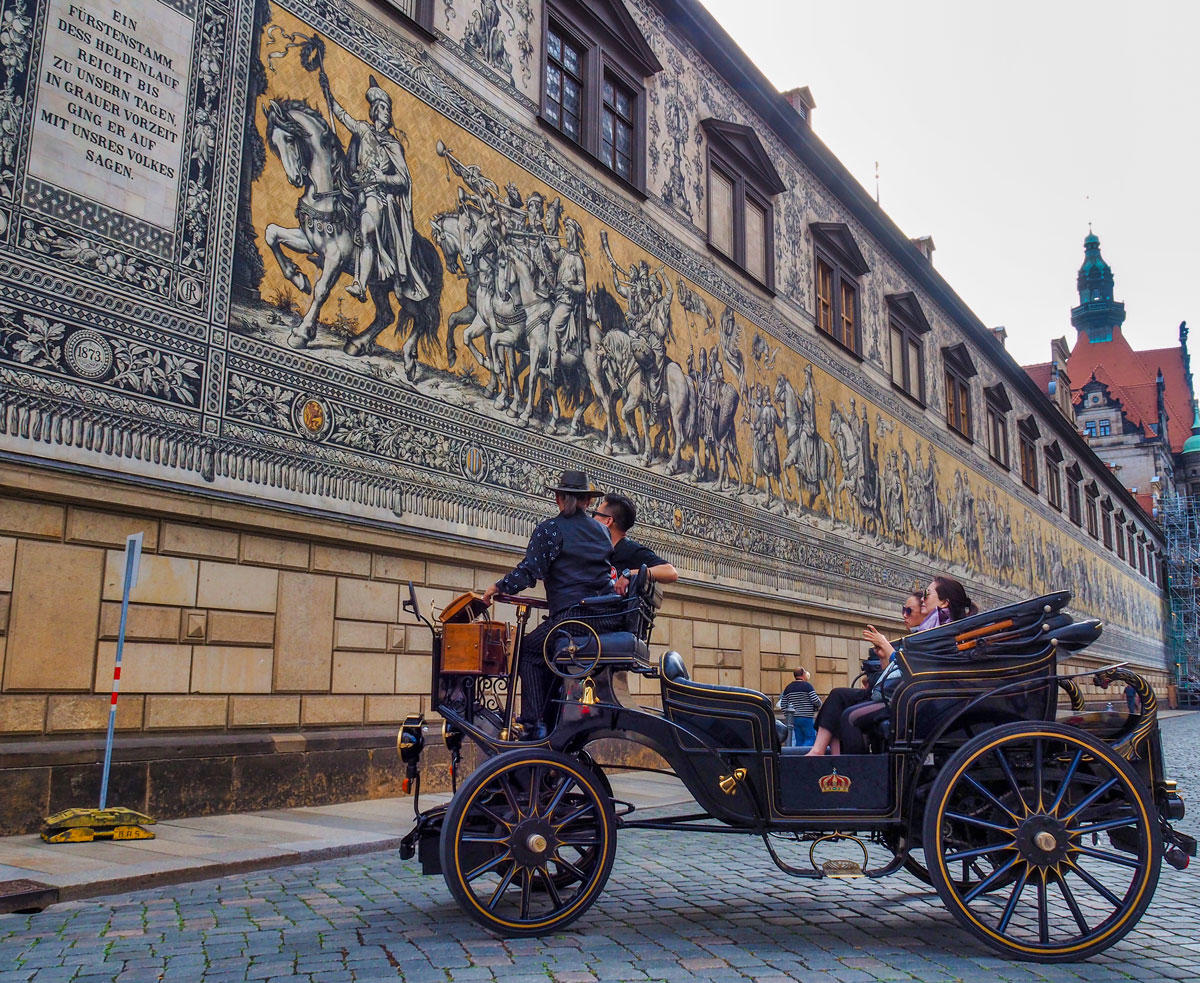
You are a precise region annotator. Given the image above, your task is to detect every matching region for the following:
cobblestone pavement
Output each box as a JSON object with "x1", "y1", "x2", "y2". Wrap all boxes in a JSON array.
[{"x1": 2, "y1": 714, "x2": 1198, "y2": 983}]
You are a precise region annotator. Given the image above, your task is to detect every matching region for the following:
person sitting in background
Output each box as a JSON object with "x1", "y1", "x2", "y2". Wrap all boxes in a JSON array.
[
  {"x1": 807, "y1": 577, "x2": 977, "y2": 756},
  {"x1": 778, "y1": 667, "x2": 821, "y2": 746},
  {"x1": 591, "y1": 493, "x2": 679, "y2": 595}
]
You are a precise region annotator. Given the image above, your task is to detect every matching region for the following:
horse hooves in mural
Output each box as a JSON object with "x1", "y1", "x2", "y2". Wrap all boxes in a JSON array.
[
  {"x1": 343, "y1": 335, "x2": 374, "y2": 357},
  {"x1": 287, "y1": 329, "x2": 315, "y2": 350}
]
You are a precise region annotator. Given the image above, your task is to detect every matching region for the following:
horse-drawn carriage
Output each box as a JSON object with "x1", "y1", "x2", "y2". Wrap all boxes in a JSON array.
[{"x1": 398, "y1": 576, "x2": 1194, "y2": 962}]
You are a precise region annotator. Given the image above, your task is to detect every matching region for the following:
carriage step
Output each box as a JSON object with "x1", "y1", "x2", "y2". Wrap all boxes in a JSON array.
[{"x1": 821, "y1": 859, "x2": 864, "y2": 879}]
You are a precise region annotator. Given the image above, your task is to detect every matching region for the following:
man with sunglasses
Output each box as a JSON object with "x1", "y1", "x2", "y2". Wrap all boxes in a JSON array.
[{"x1": 591, "y1": 493, "x2": 679, "y2": 594}]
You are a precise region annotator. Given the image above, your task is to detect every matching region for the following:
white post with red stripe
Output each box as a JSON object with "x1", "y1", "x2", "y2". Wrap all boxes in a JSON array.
[{"x1": 99, "y1": 532, "x2": 143, "y2": 811}]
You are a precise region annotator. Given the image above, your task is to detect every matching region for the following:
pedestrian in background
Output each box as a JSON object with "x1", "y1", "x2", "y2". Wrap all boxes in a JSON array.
[{"x1": 778, "y1": 667, "x2": 821, "y2": 746}]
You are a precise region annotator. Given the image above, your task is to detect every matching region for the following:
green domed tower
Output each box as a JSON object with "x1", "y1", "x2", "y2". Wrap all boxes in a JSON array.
[{"x1": 1070, "y1": 231, "x2": 1126, "y2": 343}]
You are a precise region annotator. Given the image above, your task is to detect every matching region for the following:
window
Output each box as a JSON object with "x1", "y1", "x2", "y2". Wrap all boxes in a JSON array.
[
  {"x1": 886, "y1": 292, "x2": 930, "y2": 404},
  {"x1": 381, "y1": 0, "x2": 434, "y2": 32},
  {"x1": 1115, "y1": 512, "x2": 1126, "y2": 560},
  {"x1": 1138, "y1": 540, "x2": 1147, "y2": 576},
  {"x1": 1045, "y1": 442, "x2": 1063, "y2": 511},
  {"x1": 811, "y1": 223, "x2": 871, "y2": 355},
  {"x1": 1084, "y1": 421, "x2": 1097, "y2": 438},
  {"x1": 545, "y1": 27, "x2": 584, "y2": 143},
  {"x1": 1018, "y1": 416, "x2": 1039, "y2": 492},
  {"x1": 601, "y1": 74, "x2": 635, "y2": 180},
  {"x1": 1066, "y1": 464, "x2": 1083, "y2": 525},
  {"x1": 942, "y1": 343, "x2": 977, "y2": 440},
  {"x1": 1085, "y1": 481, "x2": 1099, "y2": 539},
  {"x1": 1098, "y1": 419, "x2": 1111, "y2": 437},
  {"x1": 984, "y1": 385, "x2": 1011, "y2": 468},
  {"x1": 702, "y1": 119, "x2": 784, "y2": 288},
  {"x1": 540, "y1": 0, "x2": 661, "y2": 189},
  {"x1": 1127, "y1": 527, "x2": 1137, "y2": 567},
  {"x1": 1101, "y1": 498, "x2": 1114, "y2": 550}
]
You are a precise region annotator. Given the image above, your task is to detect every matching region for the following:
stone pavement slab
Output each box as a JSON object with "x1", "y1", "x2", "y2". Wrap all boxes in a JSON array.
[{"x1": 0, "y1": 770, "x2": 696, "y2": 904}]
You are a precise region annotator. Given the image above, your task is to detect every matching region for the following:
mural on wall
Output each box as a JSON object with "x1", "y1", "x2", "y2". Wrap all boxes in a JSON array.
[
  {"x1": 0, "y1": 0, "x2": 1162, "y2": 663},
  {"x1": 223, "y1": 0, "x2": 1163, "y2": 643}
]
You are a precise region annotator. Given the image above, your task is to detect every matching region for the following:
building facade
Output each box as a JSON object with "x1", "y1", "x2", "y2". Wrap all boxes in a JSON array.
[{"x1": 0, "y1": 0, "x2": 1167, "y2": 832}]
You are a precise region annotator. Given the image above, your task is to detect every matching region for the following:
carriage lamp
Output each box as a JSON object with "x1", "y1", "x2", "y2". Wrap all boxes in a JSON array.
[{"x1": 398, "y1": 714, "x2": 425, "y2": 794}]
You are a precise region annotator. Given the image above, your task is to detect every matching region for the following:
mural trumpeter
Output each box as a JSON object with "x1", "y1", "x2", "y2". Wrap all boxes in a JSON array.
[{"x1": 228, "y1": 4, "x2": 1164, "y2": 641}]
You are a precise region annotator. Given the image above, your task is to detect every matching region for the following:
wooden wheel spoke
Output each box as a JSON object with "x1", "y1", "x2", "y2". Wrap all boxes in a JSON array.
[
  {"x1": 962, "y1": 854, "x2": 1021, "y2": 903},
  {"x1": 1072, "y1": 814, "x2": 1140, "y2": 838},
  {"x1": 465, "y1": 849, "x2": 512, "y2": 883},
  {"x1": 1054, "y1": 870, "x2": 1091, "y2": 936},
  {"x1": 485, "y1": 862, "x2": 519, "y2": 911},
  {"x1": 996, "y1": 865, "x2": 1030, "y2": 933},
  {"x1": 1063, "y1": 857, "x2": 1123, "y2": 907},
  {"x1": 963, "y1": 774, "x2": 1021, "y2": 823},
  {"x1": 1046, "y1": 748, "x2": 1085, "y2": 814},
  {"x1": 1072, "y1": 844, "x2": 1143, "y2": 870},
  {"x1": 559, "y1": 834, "x2": 602, "y2": 848},
  {"x1": 991, "y1": 746, "x2": 1029, "y2": 812},
  {"x1": 944, "y1": 841, "x2": 1012, "y2": 864},
  {"x1": 552, "y1": 853, "x2": 589, "y2": 883},
  {"x1": 527, "y1": 765, "x2": 544, "y2": 816},
  {"x1": 1061, "y1": 777, "x2": 1120, "y2": 824},
  {"x1": 536, "y1": 865, "x2": 564, "y2": 907},
  {"x1": 1036, "y1": 870, "x2": 1050, "y2": 944},
  {"x1": 554, "y1": 802, "x2": 596, "y2": 829},
  {"x1": 945, "y1": 810, "x2": 1016, "y2": 834},
  {"x1": 543, "y1": 775, "x2": 575, "y2": 820},
  {"x1": 519, "y1": 867, "x2": 532, "y2": 920},
  {"x1": 478, "y1": 803, "x2": 514, "y2": 829},
  {"x1": 498, "y1": 773, "x2": 525, "y2": 820},
  {"x1": 1031, "y1": 738, "x2": 1044, "y2": 811}
]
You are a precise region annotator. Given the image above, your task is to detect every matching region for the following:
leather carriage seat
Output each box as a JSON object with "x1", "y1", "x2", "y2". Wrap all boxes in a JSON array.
[{"x1": 661, "y1": 652, "x2": 789, "y2": 747}]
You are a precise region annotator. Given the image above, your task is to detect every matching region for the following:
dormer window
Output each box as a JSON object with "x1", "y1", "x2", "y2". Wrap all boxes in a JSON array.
[
  {"x1": 886, "y1": 292, "x2": 930, "y2": 405},
  {"x1": 984, "y1": 384, "x2": 1011, "y2": 469},
  {"x1": 811, "y1": 222, "x2": 870, "y2": 356},
  {"x1": 540, "y1": 0, "x2": 661, "y2": 190},
  {"x1": 702, "y1": 119, "x2": 784, "y2": 289},
  {"x1": 942, "y1": 343, "x2": 977, "y2": 440}
]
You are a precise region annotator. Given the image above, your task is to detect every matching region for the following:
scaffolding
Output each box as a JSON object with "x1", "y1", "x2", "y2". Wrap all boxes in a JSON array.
[{"x1": 1161, "y1": 494, "x2": 1200, "y2": 707}]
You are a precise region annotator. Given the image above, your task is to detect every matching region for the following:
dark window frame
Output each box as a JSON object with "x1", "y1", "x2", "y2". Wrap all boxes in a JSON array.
[
  {"x1": 942, "y1": 343, "x2": 977, "y2": 441},
  {"x1": 701, "y1": 119, "x2": 784, "y2": 291},
  {"x1": 1114, "y1": 510, "x2": 1127, "y2": 560},
  {"x1": 984, "y1": 385, "x2": 1012, "y2": 469},
  {"x1": 1127, "y1": 526, "x2": 1137, "y2": 567},
  {"x1": 1098, "y1": 419, "x2": 1112, "y2": 437},
  {"x1": 539, "y1": 0, "x2": 661, "y2": 192},
  {"x1": 1018, "y1": 416, "x2": 1040, "y2": 492},
  {"x1": 380, "y1": 0, "x2": 435, "y2": 35},
  {"x1": 1101, "y1": 497, "x2": 1114, "y2": 550},
  {"x1": 1066, "y1": 463, "x2": 1083, "y2": 526},
  {"x1": 886, "y1": 292, "x2": 930, "y2": 406},
  {"x1": 811, "y1": 223, "x2": 870, "y2": 358},
  {"x1": 1045, "y1": 441, "x2": 1063, "y2": 511},
  {"x1": 1084, "y1": 480, "x2": 1100, "y2": 539}
]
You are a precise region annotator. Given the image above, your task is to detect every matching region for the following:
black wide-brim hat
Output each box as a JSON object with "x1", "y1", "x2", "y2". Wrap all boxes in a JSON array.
[{"x1": 546, "y1": 469, "x2": 602, "y2": 496}]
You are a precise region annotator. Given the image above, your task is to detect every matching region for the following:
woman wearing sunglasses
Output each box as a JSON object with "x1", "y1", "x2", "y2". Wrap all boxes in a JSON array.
[{"x1": 806, "y1": 577, "x2": 976, "y2": 756}]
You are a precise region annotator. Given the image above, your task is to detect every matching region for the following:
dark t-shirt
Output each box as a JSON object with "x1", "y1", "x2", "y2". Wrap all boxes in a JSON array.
[{"x1": 610, "y1": 536, "x2": 667, "y2": 576}]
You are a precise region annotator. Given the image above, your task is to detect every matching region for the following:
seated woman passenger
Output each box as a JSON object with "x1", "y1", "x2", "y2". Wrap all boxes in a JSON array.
[{"x1": 806, "y1": 578, "x2": 977, "y2": 756}]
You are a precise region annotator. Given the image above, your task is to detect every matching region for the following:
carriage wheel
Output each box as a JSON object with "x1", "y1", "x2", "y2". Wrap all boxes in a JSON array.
[
  {"x1": 923, "y1": 721, "x2": 1160, "y2": 962},
  {"x1": 440, "y1": 748, "x2": 616, "y2": 936}
]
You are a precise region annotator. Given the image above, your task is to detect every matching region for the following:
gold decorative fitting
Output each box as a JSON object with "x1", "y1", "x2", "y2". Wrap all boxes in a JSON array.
[
  {"x1": 718, "y1": 768, "x2": 747, "y2": 795},
  {"x1": 582, "y1": 677, "x2": 598, "y2": 706},
  {"x1": 818, "y1": 768, "x2": 852, "y2": 793}
]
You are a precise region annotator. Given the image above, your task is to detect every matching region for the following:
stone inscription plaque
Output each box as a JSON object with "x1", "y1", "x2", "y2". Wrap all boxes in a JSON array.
[{"x1": 28, "y1": 0, "x2": 194, "y2": 228}]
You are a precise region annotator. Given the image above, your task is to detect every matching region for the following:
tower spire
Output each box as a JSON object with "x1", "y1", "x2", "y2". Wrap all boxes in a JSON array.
[{"x1": 1070, "y1": 230, "x2": 1126, "y2": 344}]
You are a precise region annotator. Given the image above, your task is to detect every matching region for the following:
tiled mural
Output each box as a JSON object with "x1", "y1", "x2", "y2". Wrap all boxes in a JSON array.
[{"x1": 0, "y1": 0, "x2": 1166, "y2": 669}]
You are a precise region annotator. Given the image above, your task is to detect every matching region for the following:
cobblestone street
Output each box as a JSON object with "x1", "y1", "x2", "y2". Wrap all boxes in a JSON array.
[{"x1": 2, "y1": 713, "x2": 1198, "y2": 983}]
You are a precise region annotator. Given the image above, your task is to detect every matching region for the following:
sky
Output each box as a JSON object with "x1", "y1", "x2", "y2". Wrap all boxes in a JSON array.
[{"x1": 697, "y1": 0, "x2": 1200, "y2": 371}]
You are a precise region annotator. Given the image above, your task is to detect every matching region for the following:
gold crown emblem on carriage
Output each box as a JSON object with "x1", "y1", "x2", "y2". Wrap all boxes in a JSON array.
[{"x1": 818, "y1": 769, "x2": 852, "y2": 793}]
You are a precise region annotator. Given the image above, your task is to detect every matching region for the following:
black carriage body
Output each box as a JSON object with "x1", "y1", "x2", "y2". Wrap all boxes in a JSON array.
[{"x1": 400, "y1": 584, "x2": 1192, "y2": 959}]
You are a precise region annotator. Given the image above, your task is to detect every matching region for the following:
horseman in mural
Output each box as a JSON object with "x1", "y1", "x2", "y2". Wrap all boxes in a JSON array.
[
  {"x1": 748, "y1": 383, "x2": 784, "y2": 508},
  {"x1": 775, "y1": 366, "x2": 833, "y2": 513},
  {"x1": 320, "y1": 71, "x2": 428, "y2": 307}
]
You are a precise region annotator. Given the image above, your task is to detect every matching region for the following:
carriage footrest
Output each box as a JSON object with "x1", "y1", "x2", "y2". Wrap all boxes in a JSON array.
[{"x1": 821, "y1": 859, "x2": 864, "y2": 879}]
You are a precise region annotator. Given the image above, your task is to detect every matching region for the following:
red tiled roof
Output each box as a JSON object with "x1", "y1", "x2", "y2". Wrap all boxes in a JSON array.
[
  {"x1": 1023, "y1": 361, "x2": 1053, "y2": 395},
  {"x1": 1066, "y1": 331, "x2": 1193, "y2": 452}
]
